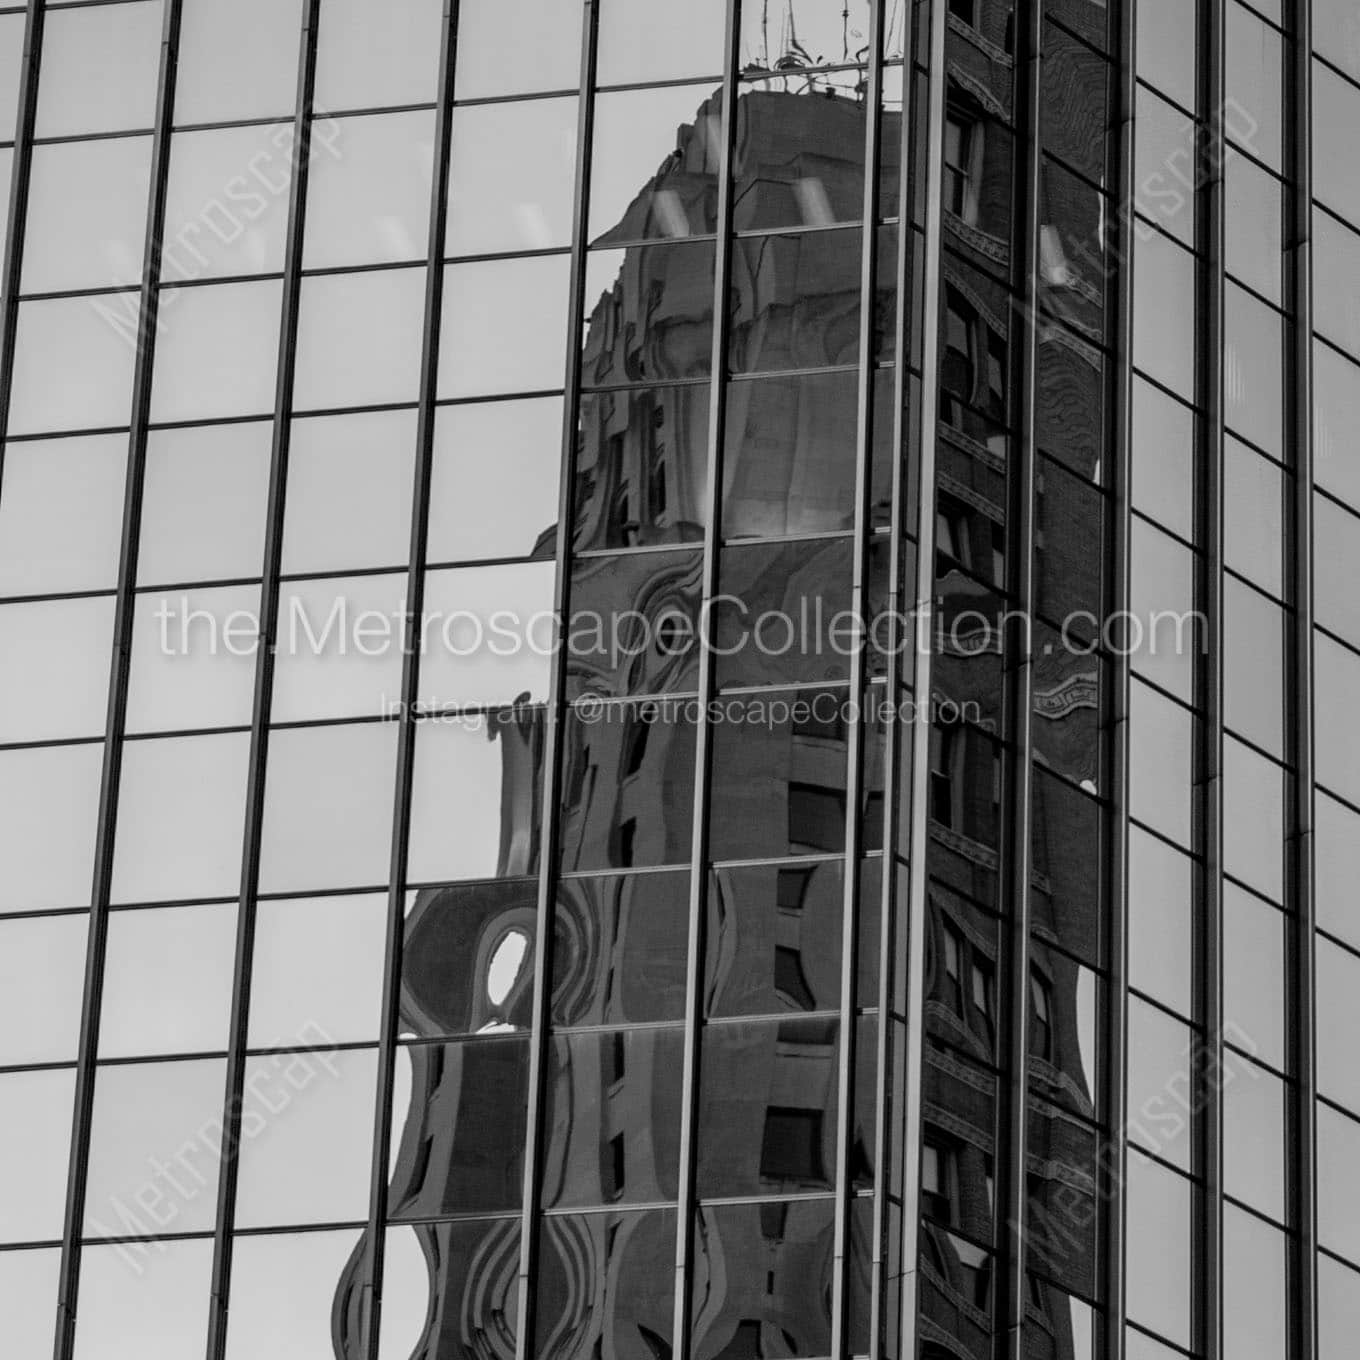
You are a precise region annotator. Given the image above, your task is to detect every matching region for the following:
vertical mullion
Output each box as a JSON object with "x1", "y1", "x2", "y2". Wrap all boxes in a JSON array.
[
  {"x1": 511, "y1": 2, "x2": 597, "y2": 1356},
  {"x1": 357, "y1": 3, "x2": 459, "y2": 1357},
  {"x1": 669, "y1": 0, "x2": 741, "y2": 1349},
  {"x1": 1196, "y1": 0, "x2": 1226, "y2": 1353},
  {"x1": 51, "y1": 2, "x2": 184, "y2": 1357},
  {"x1": 896, "y1": 0, "x2": 949, "y2": 1348},
  {"x1": 203, "y1": 3, "x2": 320, "y2": 1356},
  {"x1": 1002, "y1": 0, "x2": 1044, "y2": 1352},
  {"x1": 0, "y1": 0, "x2": 42, "y2": 469},
  {"x1": 1287, "y1": 4, "x2": 1316, "y2": 1358},
  {"x1": 829, "y1": 1, "x2": 885, "y2": 1352}
]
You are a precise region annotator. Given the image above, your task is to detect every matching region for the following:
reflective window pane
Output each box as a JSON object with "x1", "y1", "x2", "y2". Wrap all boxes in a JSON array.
[
  {"x1": 1224, "y1": 149, "x2": 1282, "y2": 305},
  {"x1": 0, "y1": 1250, "x2": 60, "y2": 1358},
  {"x1": 1128, "y1": 680, "x2": 1193, "y2": 847},
  {"x1": 175, "y1": 0, "x2": 303, "y2": 124},
  {"x1": 1128, "y1": 826, "x2": 1194, "y2": 1018},
  {"x1": 1223, "y1": 1205, "x2": 1288, "y2": 1360},
  {"x1": 1225, "y1": 0, "x2": 1282, "y2": 171},
  {"x1": 1131, "y1": 376, "x2": 1194, "y2": 542},
  {"x1": 452, "y1": 0, "x2": 582, "y2": 98},
  {"x1": 0, "y1": 12, "x2": 23, "y2": 143},
  {"x1": 1224, "y1": 1055, "x2": 1285, "y2": 1222},
  {"x1": 1315, "y1": 208, "x2": 1360, "y2": 360},
  {"x1": 596, "y1": 0, "x2": 725, "y2": 84},
  {"x1": 313, "y1": 0, "x2": 443, "y2": 110},
  {"x1": 0, "y1": 596, "x2": 113, "y2": 743},
  {"x1": 1133, "y1": 86, "x2": 1197, "y2": 246},
  {"x1": 73, "y1": 1240, "x2": 212, "y2": 1360},
  {"x1": 1125, "y1": 1151, "x2": 1192, "y2": 1348},
  {"x1": 1223, "y1": 737, "x2": 1284, "y2": 903},
  {"x1": 1225, "y1": 282, "x2": 1283, "y2": 459},
  {"x1": 1224, "y1": 883, "x2": 1284, "y2": 1070},
  {"x1": 1224, "y1": 437, "x2": 1284, "y2": 598},
  {"x1": 1319, "y1": 937, "x2": 1360, "y2": 1118},
  {"x1": 1314, "y1": 58, "x2": 1360, "y2": 224},
  {"x1": 1136, "y1": 0, "x2": 1196, "y2": 108},
  {"x1": 1223, "y1": 576, "x2": 1284, "y2": 758},
  {"x1": 1130, "y1": 515, "x2": 1195, "y2": 703},
  {"x1": 1316, "y1": 340, "x2": 1360, "y2": 513},
  {"x1": 1318, "y1": 1101, "x2": 1360, "y2": 1264},
  {"x1": 1133, "y1": 227, "x2": 1195, "y2": 401},
  {"x1": 1127, "y1": 996, "x2": 1194, "y2": 1171},
  {"x1": 1317, "y1": 494, "x2": 1360, "y2": 648},
  {"x1": 1320, "y1": 1252, "x2": 1360, "y2": 1360},
  {"x1": 1319, "y1": 791, "x2": 1360, "y2": 953},
  {"x1": 0, "y1": 915, "x2": 86, "y2": 1067},
  {"x1": 1316, "y1": 0, "x2": 1360, "y2": 82},
  {"x1": 1316, "y1": 632, "x2": 1360, "y2": 808},
  {"x1": 0, "y1": 1070, "x2": 73, "y2": 1244}
]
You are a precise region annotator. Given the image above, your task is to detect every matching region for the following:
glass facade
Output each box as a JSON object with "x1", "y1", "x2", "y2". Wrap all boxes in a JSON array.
[{"x1": 0, "y1": 1, "x2": 1347, "y2": 1359}]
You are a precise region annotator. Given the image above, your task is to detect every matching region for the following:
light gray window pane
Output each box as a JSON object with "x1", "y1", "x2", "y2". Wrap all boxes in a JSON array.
[
  {"x1": 0, "y1": 914, "x2": 87, "y2": 1066},
  {"x1": 1126, "y1": 1151, "x2": 1192, "y2": 1348},
  {"x1": 452, "y1": 0, "x2": 582, "y2": 98},
  {"x1": 1129, "y1": 679, "x2": 1194, "y2": 848},
  {"x1": 282, "y1": 410, "x2": 417, "y2": 575},
  {"x1": 314, "y1": 0, "x2": 442, "y2": 110},
  {"x1": 426, "y1": 398, "x2": 563, "y2": 562},
  {"x1": 1127, "y1": 996, "x2": 1194, "y2": 1171},
  {"x1": 438, "y1": 255, "x2": 570, "y2": 398},
  {"x1": 35, "y1": 1, "x2": 162, "y2": 137},
  {"x1": 162, "y1": 124, "x2": 295, "y2": 282},
  {"x1": 248, "y1": 895, "x2": 387, "y2": 1048},
  {"x1": 1224, "y1": 1057, "x2": 1285, "y2": 1222},
  {"x1": 294, "y1": 267, "x2": 426, "y2": 410},
  {"x1": 1131, "y1": 376, "x2": 1194, "y2": 541},
  {"x1": 1320, "y1": 1252, "x2": 1360, "y2": 1359},
  {"x1": 1133, "y1": 227, "x2": 1195, "y2": 401},
  {"x1": 1317, "y1": 631, "x2": 1360, "y2": 807},
  {"x1": 1128, "y1": 826, "x2": 1194, "y2": 1018},
  {"x1": 258, "y1": 722, "x2": 397, "y2": 893},
  {"x1": 8, "y1": 296, "x2": 139, "y2": 436},
  {"x1": 305, "y1": 110, "x2": 434, "y2": 268},
  {"x1": 0, "y1": 149, "x2": 12, "y2": 291},
  {"x1": 596, "y1": 0, "x2": 726, "y2": 84},
  {"x1": 125, "y1": 586, "x2": 260, "y2": 734},
  {"x1": 73, "y1": 1240, "x2": 211, "y2": 1360},
  {"x1": 1315, "y1": 59, "x2": 1360, "y2": 224},
  {"x1": 0, "y1": 744, "x2": 102, "y2": 914},
  {"x1": 1317, "y1": 494, "x2": 1360, "y2": 648},
  {"x1": 0, "y1": 1070, "x2": 73, "y2": 1243},
  {"x1": 1318, "y1": 791, "x2": 1360, "y2": 953},
  {"x1": 1223, "y1": 575, "x2": 1284, "y2": 758},
  {"x1": 1125, "y1": 1331, "x2": 1184, "y2": 1360},
  {"x1": 1316, "y1": 0, "x2": 1360, "y2": 81},
  {"x1": 271, "y1": 574, "x2": 407, "y2": 723},
  {"x1": 1133, "y1": 86, "x2": 1197, "y2": 245},
  {"x1": 234, "y1": 1048, "x2": 377, "y2": 1229},
  {"x1": 151, "y1": 279, "x2": 283, "y2": 422},
  {"x1": 175, "y1": 0, "x2": 303, "y2": 124},
  {"x1": 1314, "y1": 209, "x2": 1360, "y2": 360},
  {"x1": 0, "y1": 1250, "x2": 60, "y2": 1358},
  {"x1": 1223, "y1": 1205, "x2": 1288, "y2": 1359},
  {"x1": 139, "y1": 423, "x2": 271, "y2": 587},
  {"x1": 1129, "y1": 516, "x2": 1195, "y2": 703},
  {"x1": 1136, "y1": 0, "x2": 1195, "y2": 105},
  {"x1": 1225, "y1": 281, "x2": 1283, "y2": 459},
  {"x1": 1318, "y1": 1102, "x2": 1360, "y2": 1264},
  {"x1": 23, "y1": 137, "x2": 151, "y2": 293},
  {"x1": 0, "y1": 434, "x2": 126, "y2": 596},
  {"x1": 1225, "y1": 1, "x2": 1282, "y2": 171},
  {"x1": 0, "y1": 596, "x2": 113, "y2": 743},
  {"x1": 99, "y1": 903, "x2": 238, "y2": 1059},
  {"x1": 1316, "y1": 341, "x2": 1360, "y2": 514},
  {"x1": 1224, "y1": 148, "x2": 1282, "y2": 304},
  {"x1": 446, "y1": 98, "x2": 578, "y2": 256},
  {"x1": 224, "y1": 1230, "x2": 362, "y2": 1360},
  {"x1": 1223, "y1": 736, "x2": 1284, "y2": 903},
  {"x1": 112, "y1": 733, "x2": 250, "y2": 904},
  {"x1": 1224, "y1": 882, "x2": 1284, "y2": 1071},
  {"x1": 83, "y1": 1059, "x2": 226, "y2": 1238},
  {"x1": 1224, "y1": 436, "x2": 1283, "y2": 598},
  {"x1": 589, "y1": 83, "x2": 718, "y2": 242},
  {"x1": 0, "y1": 12, "x2": 24, "y2": 142},
  {"x1": 1319, "y1": 937, "x2": 1360, "y2": 1117},
  {"x1": 416, "y1": 563, "x2": 555, "y2": 710}
]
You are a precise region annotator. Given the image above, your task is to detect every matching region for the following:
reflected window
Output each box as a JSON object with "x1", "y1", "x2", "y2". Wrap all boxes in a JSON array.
[
  {"x1": 944, "y1": 107, "x2": 982, "y2": 224},
  {"x1": 922, "y1": 1137, "x2": 957, "y2": 1224},
  {"x1": 970, "y1": 955, "x2": 996, "y2": 1051},
  {"x1": 1030, "y1": 971, "x2": 1054, "y2": 1060}
]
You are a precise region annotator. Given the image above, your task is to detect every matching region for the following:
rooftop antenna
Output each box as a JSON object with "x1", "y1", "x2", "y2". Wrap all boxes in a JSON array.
[
  {"x1": 762, "y1": 0, "x2": 770, "y2": 67},
  {"x1": 842, "y1": 1, "x2": 850, "y2": 62}
]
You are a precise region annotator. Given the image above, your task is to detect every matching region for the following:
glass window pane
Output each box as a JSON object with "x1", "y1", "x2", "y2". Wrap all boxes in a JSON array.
[
  {"x1": 1136, "y1": 0, "x2": 1196, "y2": 108},
  {"x1": 1223, "y1": 576, "x2": 1284, "y2": 758},
  {"x1": 151, "y1": 280, "x2": 284, "y2": 422},
  {"x1": 139, "y1": 423, "x2": 271, "y2": 586},
  {"x1": 1225, "y1": 282, "x2": 1283, "y2": 458},
  {"x1": 0, "y1": 915, "x2": 86, "y2": 1067},
  {"x1": 125, "y1": 586, "x2": 259, "y2": 734},
  {"x1": 175, "y1": 0, "x2": 303, "y2": 124},
  {"x1": 249, "y1": 894, "x2": 387, "y2": 1048},
  {"x1": 162, "y1": 124, "x2": 295, "y2": 282},
  {"x1": 438, "y1": 255, "x2": 570, "y2": 398},
  {"x1": 0, "y1": 597, "x2": 113, "y2": 743},
  {"x1": 1127, "y1": 996, "x2": 1194, "y2": 1171},
  {"x1": 1130, "y1": 516, "x2": 1195, "y2": 703},
  {"x1": 1316, "y1": 0, "x2": 1360, "y2": 82},
  {"x1": 224, "y1": 1230, "x2": 360, "y2": 1360},
  {"x1": 1320, "y1": 1252, "x2": 1360, "y2": 1360},
  {"x1": 596, "y1": 0, "x2": 725, "y2": 84},
  {"x1": 1134, "y1": 86, "x2": 1197, "y2": 246},
  {"x1": 1125, "y1": 1151, "x2": 1192, "y2": 1349},
  {"x1": 427, "y1": 398, "x2": 563, "y2": 563},
  {"x1": 1319, "y1": 937, "x2": 1360, "y2": 1117},
  {"x1": 1128, "y1": 826, "x2": 1194, "y2": 1018},
  {"x1": 1319, "y1": 791, "x2": 1360, "y2": 953},
  {"x1": 1225, "y1": 0, "x2": 1282, "y2": 171},
  {"x1": 0, "y1": 1070, "x2": 73, "y2": 1244},
  {"x1": 23, "y1": 137, "x2": 151, "y2": 292},
  {"x1": 1224, "y1": 436, "x2": 1284, "y2": 598},
  {"x1": 1224, "y1": 1056, "x2": 1285, "y2": 1222},
  {"x1": 258, "y1": 722, "x2": 397, "y2": 893},
  {"x1": 0, "y1": 435, "x2": 126, "y2": 597},
  {"x1": 1133, "y1": 227, "x2": 1195, "y2": 401},
  {"x1": 1314, "y1": 58, "x2": 1360, "y2": 224},
  {"x1": 0, "y1": 744, "x2": 102, "y2": 915},
  {"x1": 99, "y1": 903, "x2": 238, "y2": 1059},
  {"x1": 1315, "y1": 208, "x2": 1360, "y2": 360},
  {"x1": 305, "y1": 110, "x2": 433, "y2": 268},
  {"x1": 283, "y1": 410, "x2": 416, "y2": 574},
  {"x1": 0, "y1": 12, "x2": 24, "y2": 143},
  {"x1": 1316, "y1": 341, "x2": 1360, "y2": 514},
  {"x1": 1131, "y1": 376, "x2": 1195, "y2": 542},
  {"x1": 84, "y1": 1058, "x2": 225, "y2": 1237},
  {"x1": 35, "y1": 1, "x2": 163, "y2": 138},
  {"x1": 1129, "y1": 679, "x2": 1193, "y2": 847},
  {"x1": 73, "y1": 1240, "x2": 211, "y2": 1360},
  {"x1": 446, "y1": 99, "x2": 578, "y2": 256},
  {"x1": 1223, "y1": 737, "x2": 1284, "y2": 902},
  {"x1": 1316, "y1": 632, "x2": 1360, "y2": 808},
  {"x1": 294, "y1": 267, "x2": 426, "y2": 410},
  {"x1": 0, "y1": 1249, "x2": 60, "y2": 1358},
  {"x1": 1223, "y1": 1205, "x2": 1288, "y2": 1360},
  {"x1": 452, "y1": 0, "x2": 581, "y2": 98},
  {"x1": 314, "y1": 0, "x2": 443, "y2": 111},
  {"x1": 1224, "y1": 148, "x2": 1282, "y2": 304},
  {"x1": 1318, "y1": 1102, "x2": 1360, "y2": 1264},
  {"x1": 1224, "y1": 882, "x2": 1284, "y2": 1070},
  {"x1": 1317, "y1": 494, "x2": 1360, "y2": 648},
  {"x1": 234, "y1": 1047, "x2": 376, "y2": 1229},
  {"x1": 112, "y1": 733, "x2": 250, "y2": 905},
  {"x1": 8, "y1": 296, "x2": 139, "y2": 436}
]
